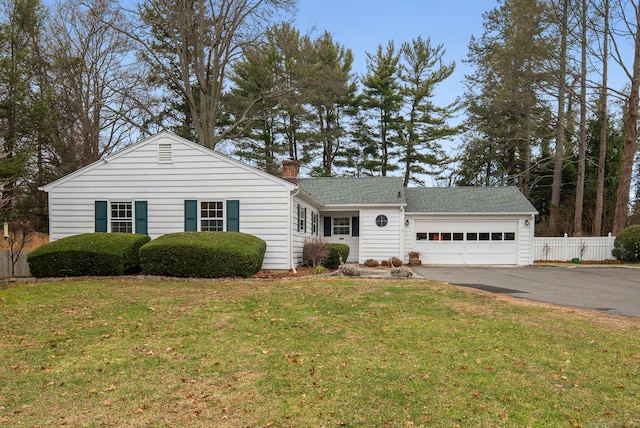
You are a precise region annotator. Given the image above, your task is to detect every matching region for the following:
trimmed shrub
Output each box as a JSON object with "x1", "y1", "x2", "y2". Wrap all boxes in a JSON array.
[
  {"x1": 613, "y1": 225, "x2": 640, "y2": 262},
  {"x1": 312, "y1": 266, "x2": 328, "y2": 275},
  {"x1": 139, "y1": 232, "x2": 266, "y2": 278},
  {"x1": 27, "y1": 233, "x2": 150, "y2": 277},
  {"x1": 324, "y1": 243, "x2": 350, "y2": 269}
]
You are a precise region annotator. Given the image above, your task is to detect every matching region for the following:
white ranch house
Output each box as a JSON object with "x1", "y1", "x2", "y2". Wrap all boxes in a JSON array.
[{"x1": 42, "y1": 132, "x2": 538, "y2": 270}]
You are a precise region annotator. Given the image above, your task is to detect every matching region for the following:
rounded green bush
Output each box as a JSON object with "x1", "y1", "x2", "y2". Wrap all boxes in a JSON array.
[
  {"x1": 613, "y1": 225, "x2": 640, "y2": 262},
  {"x1": 139, "y1": 232, "x2": 266, "y2": 278},
  {"x1": 324, "y1": 243, "x2": 350, "y2": 269},
  {"x1": 27, "y1": 233, "x2": 151, "y2": 277}
]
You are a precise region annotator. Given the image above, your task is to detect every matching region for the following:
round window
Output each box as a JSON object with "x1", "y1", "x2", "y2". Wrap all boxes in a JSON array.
[{"x1": 376, "y1": 214, "x2": 388, "y2": 227}]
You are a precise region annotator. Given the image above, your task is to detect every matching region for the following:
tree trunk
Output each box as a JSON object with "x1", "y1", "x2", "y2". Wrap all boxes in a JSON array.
[
  {"x1": 593, "y1": 0, "x2": 609, "y2": 236},
  {"x1": 613, "y1": 3, "x2": 640, "y2": 235},
  {"x1": 550, "y1": 0, "x2": 569, "y2": 234},
  {"x1": 574, "y1": 0, "x2": 588, "y2": 237}
]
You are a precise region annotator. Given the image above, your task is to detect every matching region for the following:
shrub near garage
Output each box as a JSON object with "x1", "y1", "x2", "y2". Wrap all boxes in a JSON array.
[
  {"x1": 139, "y1": 232, "x2": 266, "y2": 278},
  {"x1": 613, "y1": 224, "x2": 640, "y2": 261},
  {"x1": 27, "y1": 233, "x2": 151, "y2": 277},
  {"x1": 324, "y1": 243, "x2": 350, "y2": 269}
]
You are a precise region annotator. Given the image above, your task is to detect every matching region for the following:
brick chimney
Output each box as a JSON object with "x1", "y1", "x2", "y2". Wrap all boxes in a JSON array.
[{"x1": 282, "y1": 159, "x2": 300, "y2": 184}]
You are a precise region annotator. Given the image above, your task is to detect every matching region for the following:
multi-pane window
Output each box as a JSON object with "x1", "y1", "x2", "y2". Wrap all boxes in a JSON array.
[
  {"x1": 299, "y1": 207, "x2": 307, "y2": 232},
  {"x1": 201, "y1": 201, "x2": 223, "y2": 231},
  {"x1": 311, "y1": 212, "x2": 318, "y2": 235},
  {"x1": 333, "y1": 217, "x2": 350, "y2": 235},
  {"x1": 111, "y1": 202, "x2": 132, "y2": 233},
  {"x1": 424, "y1": 231, "x2": 517, "y2": 242}
]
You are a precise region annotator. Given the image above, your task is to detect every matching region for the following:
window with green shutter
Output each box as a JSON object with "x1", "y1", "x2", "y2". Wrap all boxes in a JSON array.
[
  {"x1": 95, "y1": 201, "x2": 108, "y2": 232},
  {"x1": 226, "y1": 200, "x2": 240, "y2": 232},
  {"x1": 135, "y1": 201, "x2": 148, "y2": 235},
  {"x1": 184, "y1": 200, "x2": 198, "y2": 231},
  {"x1": 323, "y1": 216, "x2": 332, "y2": 237}
]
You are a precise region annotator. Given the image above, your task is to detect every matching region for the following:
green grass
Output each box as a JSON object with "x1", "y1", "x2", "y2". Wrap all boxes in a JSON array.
[{"x1": 1, "y1": 277, "x2": 639, "y2": 427}]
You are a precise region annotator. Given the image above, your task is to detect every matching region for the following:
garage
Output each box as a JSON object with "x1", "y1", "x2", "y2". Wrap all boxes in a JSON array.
[
  {"x1": 404, "y1": 187, "x2": 538, "y2": 266},
  {"x1": 413, "y1": 218, "x2": 519, "y2": 265}
]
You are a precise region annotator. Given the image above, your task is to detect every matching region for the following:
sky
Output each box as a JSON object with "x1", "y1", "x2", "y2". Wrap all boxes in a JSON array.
[{"x1": 293, "y1": 0, "x2": 493, "y2": 108}]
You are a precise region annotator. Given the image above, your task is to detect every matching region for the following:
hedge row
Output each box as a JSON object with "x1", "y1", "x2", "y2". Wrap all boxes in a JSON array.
[
  {"x1": 27, "y1": 233, "x2": 150, "y2": 277},
  {"x1": 27, "y1": 232, "x2": 266, "y2": 278},
  {"x1": 139, "y1": 232, "x2": 266, "y2": 278}
]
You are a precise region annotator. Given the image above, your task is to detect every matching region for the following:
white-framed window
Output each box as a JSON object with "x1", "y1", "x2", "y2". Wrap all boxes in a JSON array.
[
  {"x1": 110, "y1": 202, "x2": 133, "y2": 233},
  {"x1": 201, "y1": 201, "x2": 223, "y2": 231},
  {"x1": 311, "y1": 212, "x2": 318, "y2": 235},
  {"x1": 333, "y1": 217, "x2": 350, "y2": 235}
]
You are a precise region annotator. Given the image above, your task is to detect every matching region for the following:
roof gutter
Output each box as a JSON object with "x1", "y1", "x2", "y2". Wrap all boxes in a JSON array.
[
  {"x1": 288, "y1": 188, "x2": 300, "y2": 274},
  {"x1": 321, "y1": 203, "x2": 408, "y2": 210},
  {"x1": 404, "y1": 211, "x2": 538, "y2": 216}
]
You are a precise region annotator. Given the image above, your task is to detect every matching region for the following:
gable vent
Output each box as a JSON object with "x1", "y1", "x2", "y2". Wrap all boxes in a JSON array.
[{"x1": 158, "y1": 143, "x2": 173, "y2": 163}]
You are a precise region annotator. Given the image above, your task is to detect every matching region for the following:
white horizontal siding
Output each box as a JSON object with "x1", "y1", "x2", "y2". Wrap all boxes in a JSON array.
[
  {"x1": 359, "y1": 208, "x2": 403, "y2": 263},
  {"x1": 46, "y1": 134, "x2": 295, "y2": 270},
  {"x1": 291, "y1": 196, "x2": 322, "y2": 267}
]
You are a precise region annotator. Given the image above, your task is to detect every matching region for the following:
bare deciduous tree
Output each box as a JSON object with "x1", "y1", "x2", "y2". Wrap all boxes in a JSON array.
[
  {"x1": 134, "y1": 0, "x2": 295, "y2": 149},
  {"x1": 611, "y1": 0, "x2": 640, "y2": 234},
  {"x1": 5, "y1": 219, "x2": 33, "y2": 277},
  {"x1": 46, "y1": 0, "x2": 152, "y2": 168},
  {"x1": 593, "y1": 0, "x2": 610, "y2": 236}
]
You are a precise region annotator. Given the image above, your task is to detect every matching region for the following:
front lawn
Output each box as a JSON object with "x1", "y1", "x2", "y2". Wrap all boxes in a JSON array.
[{"x1": 1, "y1": 278, "x2": 638, "y2": 427}]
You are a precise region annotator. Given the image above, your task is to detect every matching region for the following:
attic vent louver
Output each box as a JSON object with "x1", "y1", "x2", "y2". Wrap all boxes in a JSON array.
[{"x1": 158, "y1": 143, "x2": 173, "y2": 163}]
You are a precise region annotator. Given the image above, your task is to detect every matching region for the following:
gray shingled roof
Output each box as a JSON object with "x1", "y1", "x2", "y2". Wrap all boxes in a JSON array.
[
  {"x1": 298, "y1": 178, "x2": 537, "y2": 214},
  {"x1": 298, "y1": 177, "x2": 406, "y2": 205},
  {"x1": 404, "y1": 186, "x2": 537, "y2": 213}
]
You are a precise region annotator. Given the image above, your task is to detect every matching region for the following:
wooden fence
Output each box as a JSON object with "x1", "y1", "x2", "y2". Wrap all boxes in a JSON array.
[
  {"x1": 533, "y1": 233, "x2": 616, "y2": 262},
  {"x1": 1, "y1": 251, "x2": 31, "y2": 278},
  {"x1": 0, "y1": 232, "x2": 49, "y2": 279}
]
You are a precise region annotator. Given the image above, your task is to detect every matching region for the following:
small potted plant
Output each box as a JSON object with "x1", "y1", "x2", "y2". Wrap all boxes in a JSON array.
[{"x1": 408, "y1": 251, "x2": 421, "y2": 266}]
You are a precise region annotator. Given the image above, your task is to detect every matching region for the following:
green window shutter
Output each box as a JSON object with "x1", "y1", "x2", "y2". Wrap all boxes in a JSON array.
[
  {"x1": 184, "y1": 200, "x2": 198, "y2": 231},
  {"x1": 323, "y1": 216, "x2": 332, "y2": 237},
  {"x1": 95, "y1": 201, "x2": 108, "y2": 232},
  {"x1": 297, "y1": 204, "x2": 301, "y2": 232},
  {"x1": 351, "y1": 216, "x2": 360, "y2": 237},
  {"x1": 135, "y1": 201, "x2": 148, "y2": 235},
  {"x1": 226, "y1": 200, "x2": 240, "y2": 232}
]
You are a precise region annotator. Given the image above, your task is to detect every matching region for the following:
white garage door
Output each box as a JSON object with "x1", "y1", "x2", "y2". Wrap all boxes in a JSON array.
[{"x1": 414, "y1": 219, "x2": 518, "y2": 265}]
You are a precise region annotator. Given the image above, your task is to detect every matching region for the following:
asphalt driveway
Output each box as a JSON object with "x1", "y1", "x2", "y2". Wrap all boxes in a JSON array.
[{"x1": 411, "y1": 265, "x2": 640, "y2": 318}]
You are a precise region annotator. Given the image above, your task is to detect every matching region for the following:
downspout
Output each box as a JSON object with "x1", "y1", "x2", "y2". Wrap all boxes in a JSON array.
[
  {"x1": 289, "y1": 188, "x2": 300, "y2": 273},
  {"x1": 400, "y1": 205, "x2": 405, "y2": 263}
]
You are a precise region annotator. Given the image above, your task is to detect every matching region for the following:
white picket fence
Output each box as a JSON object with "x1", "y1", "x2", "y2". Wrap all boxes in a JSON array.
[{"x1": 534, "y1": 233, "x2": 616, "y2": 262}]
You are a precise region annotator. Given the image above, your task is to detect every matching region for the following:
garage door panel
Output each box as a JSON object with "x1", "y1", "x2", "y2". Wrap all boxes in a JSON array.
[{"x1": 414, "y1": 219, "x2": 518, "y2": 265}]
